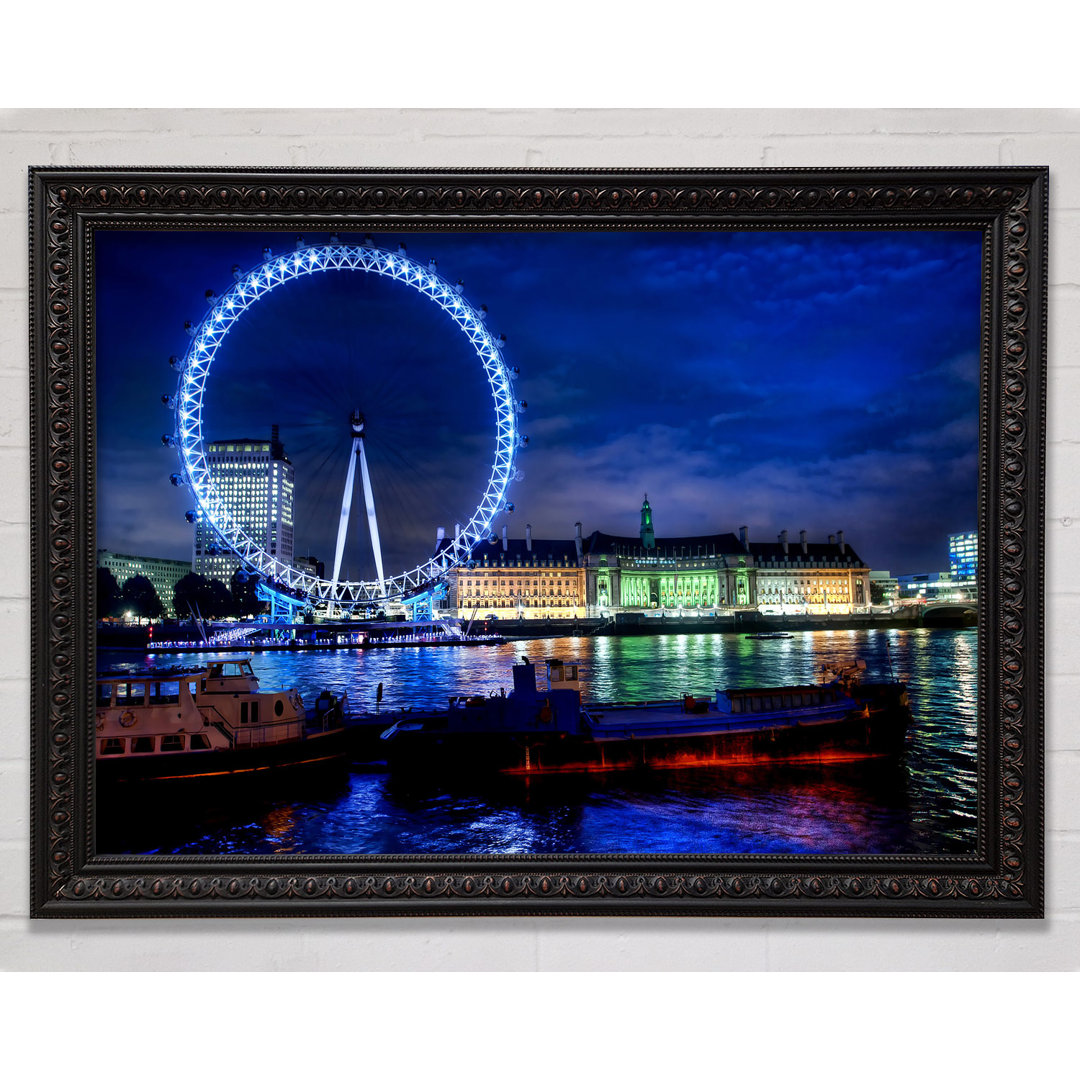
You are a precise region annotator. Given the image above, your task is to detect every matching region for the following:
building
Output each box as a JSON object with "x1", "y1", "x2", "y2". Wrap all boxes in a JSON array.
[
  {"x1": 949, "y1": 531, "x2": 977, "y2": 581},
  {"x1": 97, "y1": 549, "x2": 191, "y2": 617},
  {"x1": 869, "y1": 570, "x2": 900, "y2": 606},
  {"x1": 441, "y1": 499, "x2": 872, "y2": 619},
  {"x1": 192, "y1": 427, "x2": 295, "y2": 586},
  {"x1": 896, "y1": 570, "x2": 977, "y2": 602},
  {"x1": 294, "y1": 555, "x2": 325, "y2": 580},
  {"x1": 584, "y1": 502, "x2": 870, "y2": 616},
  {"x1": 443, "y1": 525, "x2": 587, "y2": 620}
]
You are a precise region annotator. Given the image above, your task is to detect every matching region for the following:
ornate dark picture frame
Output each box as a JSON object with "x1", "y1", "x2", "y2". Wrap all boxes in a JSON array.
[{"x1": 29, "y1": 166, "x2": 1046, "y2": 917}]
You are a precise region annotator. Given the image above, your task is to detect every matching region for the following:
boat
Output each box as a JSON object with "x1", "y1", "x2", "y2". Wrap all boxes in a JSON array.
[
  {"x1": 95, "y1": 657, "x2": 350, "y2": 783},
  {"x1": 362, "y1": 632, "x2": 506, "y2": 649},
  {"x1": 744, "y1": 632, "x2": 794, "y2": 640},
  {"x1": 375, "y1": 657, "x2": 910, "y2": 776}
]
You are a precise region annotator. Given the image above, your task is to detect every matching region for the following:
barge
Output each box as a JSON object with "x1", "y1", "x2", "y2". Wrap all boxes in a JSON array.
[
  {"x1": 376, "y1": 657, "x2": 910, "y2": 776},
  {"x1": 95, "y1": 657, "x2": 350, "y2": 783}
]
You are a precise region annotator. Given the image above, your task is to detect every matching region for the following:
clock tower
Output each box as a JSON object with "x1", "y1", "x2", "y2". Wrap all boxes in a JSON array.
[{"x1": 640, "y1": 494, "x2": 656, "y2": 550}]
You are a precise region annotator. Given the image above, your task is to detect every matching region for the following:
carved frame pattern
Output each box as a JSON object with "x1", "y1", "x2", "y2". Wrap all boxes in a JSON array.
[{"x1": 28, "y1": 167, "x2": 1046, "y2": 917}]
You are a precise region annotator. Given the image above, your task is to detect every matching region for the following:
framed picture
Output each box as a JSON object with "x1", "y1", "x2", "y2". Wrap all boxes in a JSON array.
[{"x1": 29, "y1": 166, "x2": 1046, "y2": 917}]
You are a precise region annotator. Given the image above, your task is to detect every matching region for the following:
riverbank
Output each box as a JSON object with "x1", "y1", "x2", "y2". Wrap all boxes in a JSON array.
[
  {"x1": 97, "y1": 606, "x2": 972, "y2": 653},
  {"x1": 495, "y1": 607, "x2": 972, "y2": 639}
]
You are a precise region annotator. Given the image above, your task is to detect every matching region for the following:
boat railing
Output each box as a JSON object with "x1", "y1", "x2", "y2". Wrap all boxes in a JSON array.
[
  {"x1": 232, "y1": 721, "x2": 304, "y2": 748},
  {"x1": 207, "y1": 718, "x2": 235, "y2": 748},
  {"x1": 200, "y1": 704, "x2": 303, "y2": 747},
  {"x1": 309, "y1": 692, "x2": 349, "y2": 732}
]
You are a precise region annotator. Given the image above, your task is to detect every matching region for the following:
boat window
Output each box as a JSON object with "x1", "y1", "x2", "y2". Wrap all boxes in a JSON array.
[
  {"x1": 251, "y1": 701, "x2": 260, "y2": 723},
  {"x1": 190, "y1": 734, "x2": 210, "y2": 750},
  {"x1": 782, "y1": 695, "x2": 792, "y2": 707},
  {"x1": 130, "y1": 736, "x2": 154, "y2": 753},
  {"x1": 160, "y1": 735, "x2": 185, "y2": 752},
  {"x1": 240, "y1": 701, "x2": 248, "y2": 724},
  {"x1": 117, "y1": 682, "x2": 146, "y2": 704},
  {"x1": 99, "y1": 737, "x2": 125, "y2": 755},
  {"x1": 96, "y1": 686, "x2": 113, "y2": 707},
  {"x1": 149, "y1": 682, "x2": 180, "y2": 705}
]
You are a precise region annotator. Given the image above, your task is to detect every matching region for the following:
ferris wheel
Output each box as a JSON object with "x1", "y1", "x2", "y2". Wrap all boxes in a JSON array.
[{"x1": 165, "y1": 237, "x2": 525, "y2": 611}]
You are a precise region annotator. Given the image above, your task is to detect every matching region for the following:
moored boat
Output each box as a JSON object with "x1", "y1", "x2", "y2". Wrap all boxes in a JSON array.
[
  {"x1": 95, "y1": 657, "x2": 350, "y2": 783},
  {"x1": 375, "y1": 656, "x2": 910, "y2": 776}
]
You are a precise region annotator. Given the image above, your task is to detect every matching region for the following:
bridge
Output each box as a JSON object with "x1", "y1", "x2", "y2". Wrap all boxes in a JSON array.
[{"x1": 920, "y1": 598, "x2": 977, "y2": 626}]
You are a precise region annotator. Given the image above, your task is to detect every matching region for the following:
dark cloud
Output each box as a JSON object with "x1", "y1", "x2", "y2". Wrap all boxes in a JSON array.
[{"x1": 96, "y1": 228, "x2": 982, "y2": 578}]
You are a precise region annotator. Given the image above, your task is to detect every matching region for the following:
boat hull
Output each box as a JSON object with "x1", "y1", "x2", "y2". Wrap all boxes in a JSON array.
[
  {"x1": 97, "y1": 728, "x2": 351, "y2": 784},
  {"x1": 382, "y1": 695, "x2": 910, "y2": 777}
]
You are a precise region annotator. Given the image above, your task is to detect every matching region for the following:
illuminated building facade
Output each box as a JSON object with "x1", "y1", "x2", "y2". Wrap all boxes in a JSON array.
[
  {"x1": 97, "y1": 549, "x2": 191, "y2": 617},
  {"x1": 585, "y1": 511, "x2": 870, "y2": 616},
  {"x1": 443, "y1": 501, "x2": 871, "y2": 620},
  {"x1": 896, "y1": 571, "x2": 975, "y2": 601},
  {"x1": 443, "y1": 526, "x2": 587, "y2": 620},
  {"x1": 949, "y1": 531, "x2": 977, "y2": 582},
  {"x1": 192, "y1": 427, "x2": 294, "y2": 585}
]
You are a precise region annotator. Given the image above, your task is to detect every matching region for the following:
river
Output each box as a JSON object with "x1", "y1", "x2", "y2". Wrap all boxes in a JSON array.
[{"x1": 96, "y1": 626, "x2": 978, "y2": 856}]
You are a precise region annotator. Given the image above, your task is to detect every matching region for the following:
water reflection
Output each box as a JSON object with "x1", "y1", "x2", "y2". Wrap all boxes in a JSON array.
[{"x1": 97, "y1": 627, "x2": 978, "y2": 856}]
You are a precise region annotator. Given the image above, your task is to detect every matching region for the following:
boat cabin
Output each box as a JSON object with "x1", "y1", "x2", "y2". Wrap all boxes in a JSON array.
[
  {"x1": 95, "y1": 669, "x2": 218, "y2": 759},
  {"x1": 94, "y1": 657, "x2": 310, "y2": 761},
  {"x1": 96, "y1": 672, "x2": 198, "y2": 709},
  {"x1": 436, "y1": 659, "x2": 582, "y2": 735},
  {"x1": 546, "y1": 659, "x2": 580, "y2": 692},
  {"x1": 199, "y1": 658, "x2": 261, "y2": 695}
]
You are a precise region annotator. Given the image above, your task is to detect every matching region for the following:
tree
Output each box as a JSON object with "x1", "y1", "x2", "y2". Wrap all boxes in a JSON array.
[
  {"x1": 231, "y1": 569, "x2": 266, "y2": 618},
  {"x1": 207, "y1": 578, "x2": 234, "y2": 618},
  {"x1": 119, "y1": 574, "x2": 164, "y2": 621},
  {"x1": 173, "y1": 572, "x2": 218, "y2": 621},
  {"x1": 97, "y1": 567, "x2": 123, "y2": 619},
  {"x1": 174, "y1": 572, "x2": 239, "y2": 620}
]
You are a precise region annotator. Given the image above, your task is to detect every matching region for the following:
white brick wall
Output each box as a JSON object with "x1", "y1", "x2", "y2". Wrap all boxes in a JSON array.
[{"x1": 2, "y1": 108, "x2": 1077, "y2": 971}]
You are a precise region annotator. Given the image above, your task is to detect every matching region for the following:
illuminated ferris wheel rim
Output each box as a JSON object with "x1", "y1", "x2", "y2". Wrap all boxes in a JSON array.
[{"x1": 172, "y1": 239, "x2": 521, "y2": 606}]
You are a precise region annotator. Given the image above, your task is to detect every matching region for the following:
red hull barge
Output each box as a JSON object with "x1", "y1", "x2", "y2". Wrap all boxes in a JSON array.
[{"x1": 377, "y1": 658, "x2": 910, "y2": 777}]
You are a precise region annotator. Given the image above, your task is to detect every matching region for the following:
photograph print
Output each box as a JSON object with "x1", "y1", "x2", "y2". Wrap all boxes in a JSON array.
[{"x1": 92, "y1": 223, "x2": 984, "y2": 860}]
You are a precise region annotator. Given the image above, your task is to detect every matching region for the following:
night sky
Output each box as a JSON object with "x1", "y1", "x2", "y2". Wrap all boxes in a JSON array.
[{"x1": 95, "y1": 227, "x2": 983, "y2": 581}]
